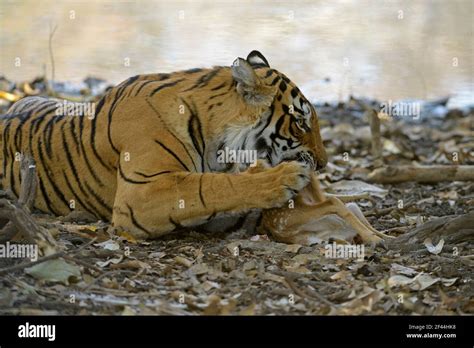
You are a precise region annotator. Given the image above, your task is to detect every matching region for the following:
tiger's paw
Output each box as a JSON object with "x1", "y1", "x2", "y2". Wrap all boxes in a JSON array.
[{"x1": 261, "y1": 161, "x2": 311, "y2": 208}]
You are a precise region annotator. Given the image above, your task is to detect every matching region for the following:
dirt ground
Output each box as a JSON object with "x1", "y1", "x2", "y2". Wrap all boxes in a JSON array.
[{"x1": 0, "y1": 77, "x2": 473, "y2": 315}]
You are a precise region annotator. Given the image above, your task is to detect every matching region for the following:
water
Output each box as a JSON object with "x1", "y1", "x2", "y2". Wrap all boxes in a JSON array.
[{"x1": 0, "y1": 0, "x2": 472, "y2": 107}]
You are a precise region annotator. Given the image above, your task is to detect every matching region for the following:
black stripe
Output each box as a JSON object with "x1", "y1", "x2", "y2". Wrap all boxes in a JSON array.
[
  {"x1": 149, "y1": 78, "x2": 185, "y2": 97},
  {"x1": 145, "y1": 97, "x2": 198, "y2": 171},
  {"x1": 2, "y1": 121, "x2": 12, "y2": 182},
  {"x1": 187, "y1": 116, "x2": 203, "y2": 171},
  {"x1": 183, "y1": 68, "x2": 203, "y2": 74},
  {"x1": 264, "y1": 69, "x2": 275, "y2": 78},
  {"x1": 289, "y1": 121, "x2": 299, "y2": 139},
  {"x1": 103, "y1": 76, "x2": 140, "y2": 160},
  {"x1": 182, "y1": 99, "x2": 206, "y2": 172},
  {"x1": 29, "y1": 104, "x2": 57, "y2": 152},
  {"x1": 13, "y1": 105, "x2": 43, "y2": 151},
  {"x1": 154, "y1": 140, "x2": 190, "y2": 172},
  {"x1": 36, "y1": 172, "x2": 59, "y2": 214},
  {"x1": 43, "y1": 116, "x2": 57, "y2": 159},
  {"x1": 77, "y1": 115, "x2": 106, "y2": 187},
  {"x1": 270, "y1": 114, "x2": 292, "y2": 143},
  {"x1": 14, "y1": 97, "x2": 37, "y2": 113},
  {"x1": 36, "y1": 137, "x2": 69, "y2": 213},
  {"x1": 3, "y1": 120, "x2": 18, "y2": 197},
  {"x1": 61, "y1": 122, "x2": 102, "y2": 216},
  {"x1": 134, "y1": 80, "x2": 155, "y2": 96},
  {"x1": 127, "y1": 204, "x2": 152, "y2": 235},
  {"x1": 209, "y1": 91, "x2": 229, "y2": 100},
  {"x1": 118, "y1": 162, "x2": 152, "y2": 184},
  {"x1": 94, "y1": 96, "x2": 106, "y2": 116},
  {"x1": 134, "y1": 170, "x2": 171, "y2": 178},
  {"x1": 69, "y1": 115, "x2": 80, "y2": 154},
  {"x1": 210, "y1": 82, "x2": 227, "y2": 91},
  {"x1": 119, "y1": 75, "x2": 140, "y2": 89},
  {"x1": 90, "y1": 95, "x2": 117, "y2": 170},
  {"x1": 256, "y1": 104, "x2": 275, "y2": 138},
  {"x1": 22, "y1": 124, "x2": 56, "y2": 214},
  {"x1": 61, "y1": 172, "x2": 97, "y2": 217},
  {"x1": 84, "y1": 181, "x2": 112, "y2": 219},
  {"x1": 270, "y1": 76, "x2": 281, "y2": 86},
  {"x1": 182, "y1": 68, "x2": 222, "y2": 92},
  {"x1": 35, "y1": 100, "x2": 58, "y2": 116},
  {"x1": 8, "y1": 143, "x2": 17, "y2": 198},
  {"x1": 129, "y1": 74, "x2": 171, "y2": 97}
]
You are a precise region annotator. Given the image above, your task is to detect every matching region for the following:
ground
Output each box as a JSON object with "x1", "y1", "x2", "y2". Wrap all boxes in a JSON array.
[{"x1": 0, "y1": 77, "x2": 472, "y2": 315}]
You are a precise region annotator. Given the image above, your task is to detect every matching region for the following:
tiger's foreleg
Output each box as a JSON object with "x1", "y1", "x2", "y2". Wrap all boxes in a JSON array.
[{"x1": 112, "y1": 161, "x2": 311, "y2": 239}]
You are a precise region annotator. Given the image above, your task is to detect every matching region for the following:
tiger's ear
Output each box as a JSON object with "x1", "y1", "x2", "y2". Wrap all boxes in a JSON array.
[
  {"x1": 247, "y1": 50, "x2": 270, "y2": 68},
  {"x1": 231, "y1": 57, "x2": 275, "y2": 106}
]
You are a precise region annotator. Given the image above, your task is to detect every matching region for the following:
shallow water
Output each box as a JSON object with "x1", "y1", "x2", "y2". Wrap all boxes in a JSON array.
[{"x1": 0, "y1": 0, "x2": 472, "y2": 107}]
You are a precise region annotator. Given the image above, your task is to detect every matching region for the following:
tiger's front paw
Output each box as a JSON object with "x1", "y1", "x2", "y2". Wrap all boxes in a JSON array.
[{"x1": 262, "y1": 161, "x2": 311, "y2": 208}]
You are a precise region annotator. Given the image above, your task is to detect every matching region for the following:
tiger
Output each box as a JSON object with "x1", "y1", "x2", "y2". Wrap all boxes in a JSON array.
[{"x1": 0, "y1": 50, "x2": 327, "y2": 239}]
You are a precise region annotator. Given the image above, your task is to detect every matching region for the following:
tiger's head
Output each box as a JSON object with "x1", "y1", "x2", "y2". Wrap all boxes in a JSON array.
[{"x1": 224, "y1": 50, "x2": 327, "y2": 172}]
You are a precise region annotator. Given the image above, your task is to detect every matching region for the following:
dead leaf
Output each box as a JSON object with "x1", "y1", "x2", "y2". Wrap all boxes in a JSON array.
[
  {"x1": 423, "y1": 238, "x2": 444, "y2": 255},
  {"x1": 25, "y1": 259, "x2": 81, "y2": 285},
  {"x1": 188, "y1": 263, "x2": 209, "y2": 275},
  {"x1": 250, "y1": 234, "x2": 270, "y2": 242},
  {"x1": 202, "y1": 280, "x2": 220, "y2": 291},
  {"x1": 121, "y1": 306, "x2": 136, "y2": 315},
  {"x1": 110, "y1": 260, "x2": 150, "y2": 271},
  {"x1": 203, "y1": 295, "x2": 237, "y2": 315},
  {"x1": 285, "y1": 244, "x2": 302, "y2": 253},
  {"x1": 330, "y1": 270, "x2": 351, "y2": 281},
  {"x1": 383, "y1": 139, "x2": 402, "y2": 154},
  {"x1": 411, "y1": 273, "x2": 440, "y2": 290},
  {"x1": 284, "y1": 265, "x2": 311, "y2": 274},
  {"x1": 338, "y1": 286, "x2": 384, "y2": 314},
  {"x1": 291, "y1": 253, "x2": 320, "y2": 266},
  {"x1": 390, "y1": 263, "x2": 418, "y2": 276},
  {"x1": 148, "y1": 251, "x2": 166, "y2": 259},
  {"x1": 388, "y1": 273, "x2": 456, "y2": 291},
  {"x1": 239, "y1": 303, "x2": 256, "y2": 315},
  {"x1": 96, "y1": 256, "x2": 123, "y2": 268},
  {"x1": 441, "y1": 277, "x2": 458, "y2": 287},
  {"x1": 174, "y1": 256, "x2": 193, "y2": 267},
  {"x1": 226, "y1": 241, "x2": 241, "y2": 255},
  {"x1": 329, "y1": 180, "x2": 388, "y2": 198},
  {"x1": 118, "y1": 231, "x2": 137, "y2": 244},
  {"x1": 95, "y1": 239, "x2": 120, "y2": 251}
]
